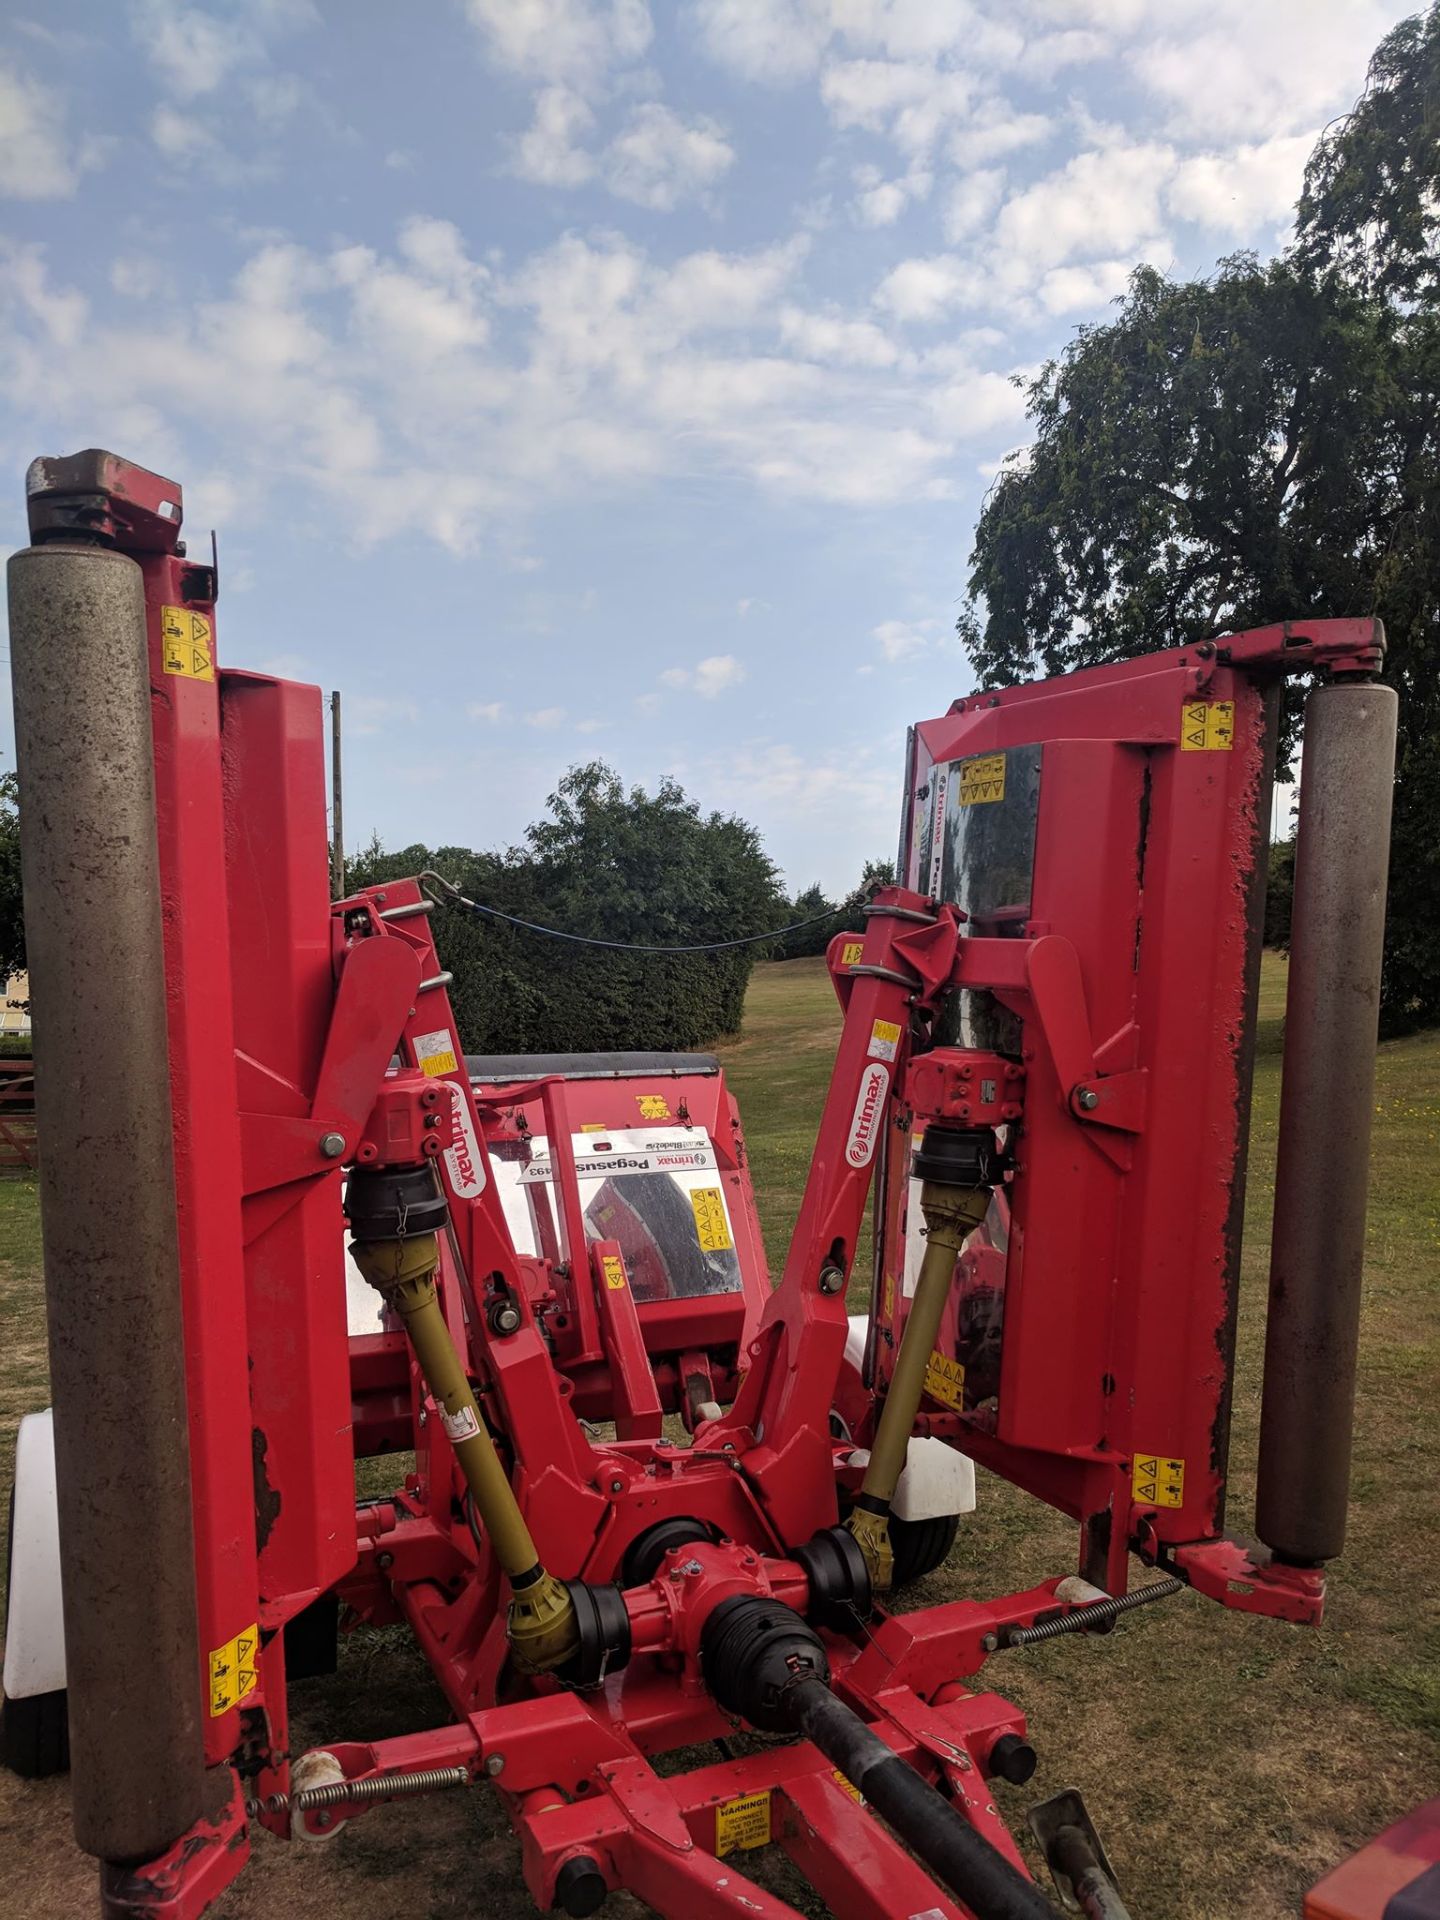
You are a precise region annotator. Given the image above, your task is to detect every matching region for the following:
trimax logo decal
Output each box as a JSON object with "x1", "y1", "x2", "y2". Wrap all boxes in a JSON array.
[
  {"x1": 443, "y1": 1084, "x2": 486, "y2": 1198},
  {"x1": 846, "y1": 1062, "x2": 890, "y2": 1168}
]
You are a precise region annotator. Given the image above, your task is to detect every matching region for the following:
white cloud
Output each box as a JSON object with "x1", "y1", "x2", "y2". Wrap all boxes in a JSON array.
[
  {"x1": 128, "y1": 0, "x2": 320, "y2": 151},
  {"x1": 692, "y1": 0, "x2": 1026, "y2": 84},
  {"x1": 603, "y1": 103, "x2": 734, "y2": 210},
  {"x1": 948, "y1": 102, "x2": 1051, "y2": 168},
  {"x1": 1035, "y1": 256, "x2": 1136, "y2": 314},
  {"x1": 512, "y1": 84, "x2": 597, "y2": 187},
  {"x1": 510, "y1": 93, "x2": 734, "y2": 211},
  {"x1": 526, "y1": 705, "x2": 567, "y2": 727},
  {"x1": 469, "y1": 701, "x2": 506, "y2": 722},
  {"x1": 694, "y1": 740, "x2": 899, "y2": 869},
  {"x1": 248, "y1": 69, "x2": 306, "y2": 124},
  {"x1": 873, "y1": 617, "x2": 939, "y2": 662},
  {"x1": 0, "y1": 65, "x2": 85, "y2": 198},
  {"x1": 465, "y1": 0, "x2": 652, "y2": 92},
  {"x1": 1167, "y1": 132, "x2": 1315, "y2": 235},
  {"x1": 689, "y1": 0, "x2": 833, "y2": 84},
  {"x1": 850, "y1": 160, "x2": 932, "y2": 228},
  {"x1": 822, "y1": 59, "x2": 974, "y2": 157},
  {"x1": 659, "y1": 238, "x2": 807, "y2": 328},
  {"x1": 1129, "y1": 0, "x2": 1396, "y2": 141},
  {"x1": 874, "y1": 254, "x2": 967, "y2": 324},
  {"x1": 1, "y1": 245, "x2": 88, "y2": 347},
  {"x1": 779, "y1": 304, "x2": 901, "y2": 367},
  {"x1": 151, "y1": 103, "x2": 217, "y2": 160},
  {"x1": 132, "y1": 1, "x2": 256, "y2": 97},
  {"x1": 994, "y1": 139, "x2": 1174, "y2": 274},
  {"x1": 333, "y1": 218, "x2": 490, "y2": 359},
  {"x1": 662, "y1": 654, "x2": 748, "y2": 697},
  {"x1": 111, "y1": 256, "x2": 164, "y2": 299},
  {"x1": 941, "y1": 167, "x2": 1005, "y2": 242},
  {"x1": 924, "y1": 363, "x2": 1028, "y2": 437},
  {"x1": 0, "y1": 214, "x2": 1038, "y2": 556}
]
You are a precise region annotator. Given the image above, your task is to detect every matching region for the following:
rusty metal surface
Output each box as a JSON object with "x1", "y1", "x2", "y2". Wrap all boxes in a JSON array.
[
  {"x1": 8, "y1": 542, "x2": 205, "y2": 1862},
  {"x1": 1256, "y1": 679, "x2": 1398, "y2": 1564}
]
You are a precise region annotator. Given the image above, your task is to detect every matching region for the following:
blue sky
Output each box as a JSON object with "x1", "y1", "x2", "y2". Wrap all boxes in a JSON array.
[{"x1": 0, "y1": 0, "x2": 1408, "y2": 894}]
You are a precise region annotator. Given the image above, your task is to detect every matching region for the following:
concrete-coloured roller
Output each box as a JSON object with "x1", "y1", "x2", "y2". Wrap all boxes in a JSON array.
[
  {"x1": 8, "y1": 540, "x2": 206, "y2": 1862},
  {"x1": 1256, "y1": 676, "x2": 1398, "y2": 1565}
]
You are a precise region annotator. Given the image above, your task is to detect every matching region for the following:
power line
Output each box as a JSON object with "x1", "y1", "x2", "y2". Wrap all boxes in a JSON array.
[{"x1": 421, "y1": 871, "x2": 847, "y2": 955}]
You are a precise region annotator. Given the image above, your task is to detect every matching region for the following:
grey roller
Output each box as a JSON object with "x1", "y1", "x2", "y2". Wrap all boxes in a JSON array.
[
  {"x1": 8, "y1": 540, "x2": 205, "y2": 1862},
  {"x1": 1256, "y1": 677, "x2": 1398, "y2": 1564}
]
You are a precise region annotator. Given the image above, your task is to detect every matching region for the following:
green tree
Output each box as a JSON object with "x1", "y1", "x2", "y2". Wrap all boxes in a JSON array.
[
  {"x1": 0, "y1": 774, "x2": 25, "y2": 983},
  {"x1": 773, "y1": 882, "x2": 835, "y2": 960},
  {"x1": 1264, "y1": 840, "x2": 1296, "y2": 951},
  {"x1": 958, "y1": 5, "x2": 1440, "y2": 1034},
  {"x1": 772, "y1": 861, "x2": 897, "y2": 960},
  {"x1": 347, "y1": 765, "x2": 787, "y2": 1053}
]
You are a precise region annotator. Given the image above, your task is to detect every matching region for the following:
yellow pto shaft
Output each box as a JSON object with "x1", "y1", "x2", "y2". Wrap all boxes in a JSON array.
[
  {"x1": 847, "y1": 1136, "x2": 993, "y2": 1592},
  {"x1": 351, "y1": 1229, "x2": 580, "y2": 1674}
]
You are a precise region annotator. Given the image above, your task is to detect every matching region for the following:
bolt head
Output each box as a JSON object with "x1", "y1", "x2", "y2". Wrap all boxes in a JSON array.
[
  {"x1": 610, "y1": 1478, "x2": 624, "y2": 1494},
  {"x1": 1076, "y1": 1088, "x2": 1099, "y2": 1111},
  {"x1": 484, "y1": 1753, "x2": 505, "y2": 1777},
  {"x1": 319, "y1": 1131, "x2": 347, "y2": 1158}
]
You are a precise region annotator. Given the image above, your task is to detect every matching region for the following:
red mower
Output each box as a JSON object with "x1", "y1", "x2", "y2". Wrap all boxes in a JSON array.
[{"x1": 1, "y1": 451, "x2": 1397, "y2": 1920}]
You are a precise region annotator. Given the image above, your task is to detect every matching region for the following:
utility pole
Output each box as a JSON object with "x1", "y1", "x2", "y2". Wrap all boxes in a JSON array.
[{"x1": 330, "y1": 690, "x2": 344, "y2": 899}]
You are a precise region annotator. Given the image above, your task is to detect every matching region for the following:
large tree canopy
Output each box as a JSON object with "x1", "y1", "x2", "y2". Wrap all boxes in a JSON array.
[
  {"x1": 959, "y1": 4, "x2": 1440, "y2": 1035},
  {"x1": 348, "y1": 762, "x2": 787, "y2": 1053}
]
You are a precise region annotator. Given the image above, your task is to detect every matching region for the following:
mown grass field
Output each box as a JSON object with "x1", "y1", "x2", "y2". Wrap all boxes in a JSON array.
[{"x1": 1, "y1": 952, "x2": 1437, "y2": 1918}]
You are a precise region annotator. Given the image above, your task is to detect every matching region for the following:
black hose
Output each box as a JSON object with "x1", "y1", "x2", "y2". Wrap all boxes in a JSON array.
[{"x1": 783, "y1": 1677, "x2": 1063, "y2": 1920}]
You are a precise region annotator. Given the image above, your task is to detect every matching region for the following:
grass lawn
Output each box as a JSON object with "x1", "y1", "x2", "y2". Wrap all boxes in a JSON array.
[{"x1": 2, "y1": 951, "x2": 1437, "y2": 1918}]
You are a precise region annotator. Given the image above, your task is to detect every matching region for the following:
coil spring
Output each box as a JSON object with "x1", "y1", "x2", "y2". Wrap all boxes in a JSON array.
[
  {"x1": 1004, "y1": 1575, "x2": 1183, "y2": 1647},
  {"x1": 246, "y1": 1764, "x2": 471, "y2": 1819}
]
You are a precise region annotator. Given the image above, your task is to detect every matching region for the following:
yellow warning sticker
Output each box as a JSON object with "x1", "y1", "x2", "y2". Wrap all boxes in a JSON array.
[
  {"x1": 831, "y1": 1768, "x2": 864, "y2": 1803},
  {"x1": 923, "y1": 1349, "x2": 965, "y2": 1411},
  {"x1": 690, "y1": 1186, "x2": 733, "y2": 1253},
  {"x1": 414, "y1": 1028, "x2": 459, "y2": 1078},
  {"x1": 716, "y1": 1789, "x2": 771, "y2": 1855},
  {"x1": 161, "y1": 605, "x2": 214, "y2": 682},
  {"x1": 840, "y1": 940, "x2": 864, "y2": 967},
  {"x1": 958, "y1": 752, "x2": 1006, "y2": 806},
  {"x1": 1180, "y1": 700, "x2": 1235, "y2": 751},
  {"x1": 883, "y1": 1271, "x2": 896, "y2": 1324},
  {"x1": 868, "y1": 1017, "x2": 902, "y2": 1063},
  {"x1": 581, "y1": 1122, "x2": 607, "y2": 1133},
  {"x1": 208, "y1": 1621, "x2": 259, "y2": 1717},
  {"x1": 601, "y1": 1253, "x2": 627, "y2": 1291},
  {"x1": 1132, "y1": 1452, "x2": 1185, "y2": 1509},
  {"x1": 637, "y1": 1094, "x2": 671, "y2": 1120}
]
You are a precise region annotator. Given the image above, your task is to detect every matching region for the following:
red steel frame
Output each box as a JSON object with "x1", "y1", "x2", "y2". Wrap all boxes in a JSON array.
[{"x1": 81, "y1": 454, "x2": 1383, "y2": 1918}]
